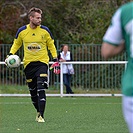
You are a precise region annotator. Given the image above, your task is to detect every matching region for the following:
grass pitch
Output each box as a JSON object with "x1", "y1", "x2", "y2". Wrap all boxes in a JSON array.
[{"x1": 0, "y1": 97, "x2": 128, "y2": 133}]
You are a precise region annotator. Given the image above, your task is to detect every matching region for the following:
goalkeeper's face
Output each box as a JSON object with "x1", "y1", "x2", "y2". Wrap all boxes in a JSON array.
[{"x1": 30, "y1": 12, "x2": 42, "y2": 26}]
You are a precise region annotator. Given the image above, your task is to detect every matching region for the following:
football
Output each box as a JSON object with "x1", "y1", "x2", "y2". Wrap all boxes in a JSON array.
[{"x1": 5, "y1": 55, "x2": 21, "y2": 68}]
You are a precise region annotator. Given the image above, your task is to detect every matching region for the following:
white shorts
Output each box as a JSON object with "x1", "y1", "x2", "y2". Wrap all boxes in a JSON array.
[{"x1": 122, "y1": 95, "x2": 133, "y2": 133}]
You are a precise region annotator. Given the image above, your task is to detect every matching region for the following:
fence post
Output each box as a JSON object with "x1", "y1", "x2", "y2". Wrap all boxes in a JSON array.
[{"x1": 60, "y1": 63, "x2": 63, "y2": 97}]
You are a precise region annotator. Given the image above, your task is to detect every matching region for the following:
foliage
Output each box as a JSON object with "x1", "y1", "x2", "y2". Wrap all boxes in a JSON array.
[
  {"x1": 0, "y1": 0, "x2": 131, "y2": 44},
  {"x1": 0, "y1": 30, "x2": 14, "y2": 44}
]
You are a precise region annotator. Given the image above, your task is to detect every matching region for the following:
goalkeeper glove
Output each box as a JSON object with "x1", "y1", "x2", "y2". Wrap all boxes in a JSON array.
[
  {"x1": 5, "y1": 53, "x2": 13, "y2": 67},
  {"x1": 50, "y1": 58, "x2": 60, "y2": 74},
  {"x1": 50, "y1": 58, "x2": 58, "y2": 70}
]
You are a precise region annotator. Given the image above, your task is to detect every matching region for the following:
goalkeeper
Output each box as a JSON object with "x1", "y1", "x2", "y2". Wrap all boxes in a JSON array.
[{"x1": 7, "y1": 7, "x2": 58, "y2": 123}]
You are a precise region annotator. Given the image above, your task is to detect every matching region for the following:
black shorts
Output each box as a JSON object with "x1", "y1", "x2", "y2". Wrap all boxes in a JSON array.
[{"x1": 24, "y1": 61, "x2": 48, "y2": 88}]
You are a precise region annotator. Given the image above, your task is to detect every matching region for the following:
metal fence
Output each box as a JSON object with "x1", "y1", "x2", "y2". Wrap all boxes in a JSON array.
[{"x1": 0, "y1": 44, "x2": 127, "y2": 93}]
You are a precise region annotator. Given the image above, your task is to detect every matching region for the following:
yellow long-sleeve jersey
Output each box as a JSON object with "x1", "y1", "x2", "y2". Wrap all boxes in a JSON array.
[{"x1": 10, "y1": 24, "x2": 57, "y2": 68}]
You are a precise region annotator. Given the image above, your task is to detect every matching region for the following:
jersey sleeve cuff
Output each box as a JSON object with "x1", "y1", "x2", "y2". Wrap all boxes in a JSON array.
[{"x1": 103, "y1": 40, "x2": 120, "y2": 46}]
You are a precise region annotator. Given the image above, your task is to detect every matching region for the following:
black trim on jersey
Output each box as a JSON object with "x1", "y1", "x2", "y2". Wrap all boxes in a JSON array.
[
  {"x1": 40, "y1": 25, "x2": 54, "y2": 39},
  {"x1": 15, "y1": 25, "x2": 27, "y2": 39}
]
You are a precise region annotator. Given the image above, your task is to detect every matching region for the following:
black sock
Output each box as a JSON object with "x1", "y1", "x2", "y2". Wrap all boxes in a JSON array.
[
  {"x1": 31, "y1": 95, "x2": 39, "y2": 112},
  {"x1": 29, "y1": 88, "x2": 39, "y2": 112},
  {"x1": 38, "y1": 89, "x2": 46, "y2": 118}
]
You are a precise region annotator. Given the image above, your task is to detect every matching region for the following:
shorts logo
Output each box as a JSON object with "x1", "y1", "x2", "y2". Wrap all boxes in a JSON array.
[{"x1": 27, "y1": 43, "x2": 41, "y2": 52}]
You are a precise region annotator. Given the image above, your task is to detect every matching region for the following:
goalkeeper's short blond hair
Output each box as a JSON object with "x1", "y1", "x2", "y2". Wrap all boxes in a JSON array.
[{"x1": 28, "y1": 7, "x2": 42, "y2": 18}]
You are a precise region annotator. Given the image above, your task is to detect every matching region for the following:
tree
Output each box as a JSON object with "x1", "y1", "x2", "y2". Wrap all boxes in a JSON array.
[{"x1": 0, "y1": 0, "x2": 131, "y2": 44}]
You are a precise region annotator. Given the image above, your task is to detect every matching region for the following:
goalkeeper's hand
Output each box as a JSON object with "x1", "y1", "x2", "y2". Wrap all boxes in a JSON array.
[
  {"x1": 5, "y1": 53, "x2": 12, "y2": 67},
  {"x1": 49, "y1": 58, "x2": 58, "y2": 70},
  {"x1": 50, "y1": 58, "x2": 60, "y2": 74},
  {"x1": 53, "y1": 62, "x2": 60, "y2": 74}
]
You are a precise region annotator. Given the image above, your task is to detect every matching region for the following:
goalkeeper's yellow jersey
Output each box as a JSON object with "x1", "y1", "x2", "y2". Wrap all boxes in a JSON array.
[{"x1": 10, "y1": 24, "x2": 57, "y2": 68}]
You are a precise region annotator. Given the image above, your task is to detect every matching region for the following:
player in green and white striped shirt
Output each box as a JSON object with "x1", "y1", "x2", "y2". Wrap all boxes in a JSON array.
[{"x1": 101, "y1": 2, "x2": 133, "y2": 133}]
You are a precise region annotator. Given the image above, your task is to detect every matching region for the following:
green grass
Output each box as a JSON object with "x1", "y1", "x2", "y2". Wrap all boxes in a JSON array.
[
  {"x1": 0, "y1": 85, "x2": 122, "y2": 94},
  {"x1": 0, "y1": 97, "x2": 128, "y2": 133},
  {"x1": 0, "y1": 85, "x2": 59, "y2": 94},
  {"x1": 0, "y1": 85, "x2": 29, "y2": 94}
]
